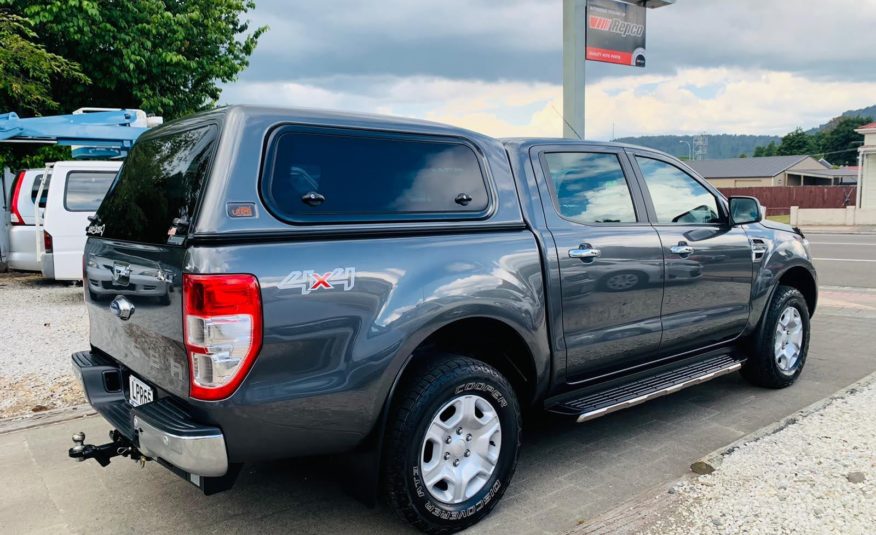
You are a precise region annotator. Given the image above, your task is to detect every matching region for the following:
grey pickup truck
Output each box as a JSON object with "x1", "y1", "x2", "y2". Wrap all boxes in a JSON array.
[{"x1": 69, "y1": 106, "x2": 816, "y2": 533}]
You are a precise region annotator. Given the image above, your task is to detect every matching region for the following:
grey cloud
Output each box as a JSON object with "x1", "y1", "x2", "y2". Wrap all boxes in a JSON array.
[{"x1": 240, "y1": 0, "x2": 876, "y2": 86}]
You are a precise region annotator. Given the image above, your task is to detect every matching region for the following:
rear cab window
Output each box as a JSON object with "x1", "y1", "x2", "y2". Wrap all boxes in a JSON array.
[
  {"x1": 261, "y1": 128, "x2": 491, "y2": 224},
  {"x1": 94, "y1": 124, "x2": 218, "y2": 245}
]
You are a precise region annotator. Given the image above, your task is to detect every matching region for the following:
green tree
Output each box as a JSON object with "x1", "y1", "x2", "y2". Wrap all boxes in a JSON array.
[
  {"x1": 754, "y1": 141, "x2": 778, "y2": 157},
  {"x1": 776, "y1": 127, "x2": 813, "y2": 156},
  {"x1": 5, "y1": 0, "x2": 266, "y2": 119},
  {"x1": 0, "y1": 11, "x2": 89, "y2": 113},
  {"x1": 819, "y1": 116, "x2": 871, "y2": 166},
  {"x1": 0, "y1": 11, "x2": 87, "y2": 170}
]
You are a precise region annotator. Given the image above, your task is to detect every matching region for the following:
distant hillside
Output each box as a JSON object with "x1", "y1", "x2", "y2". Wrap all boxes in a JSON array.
[
  {"x1": 613, "y1": 134, "x2": 781, "y2": 159},
  {"x1": 808, "y1": 104, "x2": 876, "y2": 133}
]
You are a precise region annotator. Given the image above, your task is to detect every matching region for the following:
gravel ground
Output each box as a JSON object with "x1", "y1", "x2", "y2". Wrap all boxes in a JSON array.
[
  {"x1": 0, "y1": 271, "x2": 88, "y2": 418},
  {"x1": 641, "y1": 377, "x2": 876, "y2": 535}
]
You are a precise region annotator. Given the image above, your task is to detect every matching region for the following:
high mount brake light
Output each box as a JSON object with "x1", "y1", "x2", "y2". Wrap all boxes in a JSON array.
[
  {"x1": 10, "y1": 171, "x2": 25, "y2": 225},
  {"x1": 183, "y1": 274, "x2": 262, "y2": 401}
]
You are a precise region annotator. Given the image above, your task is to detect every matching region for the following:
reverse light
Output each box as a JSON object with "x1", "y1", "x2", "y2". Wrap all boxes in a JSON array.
[
  {"x1": 10, "y1": 171, "x2": 25, "y2": 225},
  {"x1": 183, "y1": 274, "x2": 262, "y2": 401}
]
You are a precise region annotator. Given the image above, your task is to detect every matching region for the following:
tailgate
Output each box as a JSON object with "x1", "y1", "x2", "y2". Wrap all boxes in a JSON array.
[
  {"x1": 84, "y1": 123, "x2": 219, "y2": 398},
  {"x1": 85, "y1": 239, "x2": 188, "y2": 397}
]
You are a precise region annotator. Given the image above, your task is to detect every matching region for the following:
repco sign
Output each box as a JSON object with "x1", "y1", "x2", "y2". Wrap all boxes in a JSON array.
[{"x1": 585, "y1": 0, "x2": 647, "y2": 67}]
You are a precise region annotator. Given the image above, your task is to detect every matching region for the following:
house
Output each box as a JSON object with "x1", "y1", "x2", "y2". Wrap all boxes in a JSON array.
[
  {"x1": 687, "y1": 155, "x2": 844, "y2": 187},
  {"x1": 856, "y1": 122, "x2": 876, "y2": 209}
]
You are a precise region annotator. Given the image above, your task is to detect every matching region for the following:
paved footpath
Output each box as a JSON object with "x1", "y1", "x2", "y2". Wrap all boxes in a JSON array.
[{"x1": 1, "y1": 291, "x2": 875, "y2": 534}]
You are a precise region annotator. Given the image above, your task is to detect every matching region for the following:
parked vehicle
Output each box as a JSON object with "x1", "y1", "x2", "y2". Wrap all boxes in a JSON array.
[
  {"x1": 36, "y1": 160, "x2": 121, "y2": 280},
  {"x1": 69, "y1": 107, "x2": 817, "y2": 533},
  {"x1": 7, "y1": 169, "x2": 49, "y2": 271}
]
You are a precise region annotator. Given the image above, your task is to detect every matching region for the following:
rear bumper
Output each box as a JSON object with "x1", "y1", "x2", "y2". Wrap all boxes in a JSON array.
[
  {"x1": 41, "y1": 252, "x2": 55, "y2": 279},
  {"x1": 72, "y1": 351, "x2": 229, "y2": 478}
]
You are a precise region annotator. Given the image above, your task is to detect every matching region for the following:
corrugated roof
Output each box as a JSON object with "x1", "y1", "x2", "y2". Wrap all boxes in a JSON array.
[{"x1": 687, "y1": 155, "x2": 809, "y2": 179}]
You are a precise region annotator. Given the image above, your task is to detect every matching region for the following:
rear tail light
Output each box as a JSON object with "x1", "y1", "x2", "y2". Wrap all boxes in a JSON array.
[
  {"x1": 43, "y1": 231, "x2": 53, "y2": 253},
  {"x1": 10, "y1": 171, "x2": 25, "y2": 225},
  {"x1": 183, "y1": 274, "x2": 262, "y2": 401}
]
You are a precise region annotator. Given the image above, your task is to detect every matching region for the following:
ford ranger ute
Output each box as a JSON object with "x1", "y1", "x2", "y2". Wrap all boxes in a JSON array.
[{"x1": 69, "y1": 106, "x2": 817, "y2": 533}]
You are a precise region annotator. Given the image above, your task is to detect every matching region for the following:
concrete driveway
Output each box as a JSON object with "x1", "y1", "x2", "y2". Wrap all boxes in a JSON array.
[{"x1": 2, "y1": 234, "x2": 875, "y2": 534}]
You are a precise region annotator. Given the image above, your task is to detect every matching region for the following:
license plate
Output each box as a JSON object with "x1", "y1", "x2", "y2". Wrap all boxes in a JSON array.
[{"x1": 128, "y1": 374, "x2": 154, "y2": 407}]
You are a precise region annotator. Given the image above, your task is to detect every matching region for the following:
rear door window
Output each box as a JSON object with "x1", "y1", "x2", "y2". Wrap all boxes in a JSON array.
[
  {"x1": 64, "y1": 171, "x2": 116, "y2": 211},
  {"x1": 261, "y1": 129, "x2": 490, "y2": 223},
  {"x1": 543, "y1": 152, "x2": 638, "y2": 224},
  {"x1": 95, "y1": 124, "x2": 218, "y2": 244}
]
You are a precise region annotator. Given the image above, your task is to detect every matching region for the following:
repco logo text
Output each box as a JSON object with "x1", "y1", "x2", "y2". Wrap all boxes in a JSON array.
[{"x1": 588, "y1": 15, "x2": 644, "y2": 38}]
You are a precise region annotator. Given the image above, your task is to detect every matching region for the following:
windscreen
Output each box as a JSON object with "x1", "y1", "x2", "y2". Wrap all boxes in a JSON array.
[{"x1": 94, "y1": 125, "x2": 218, "y2": 244}]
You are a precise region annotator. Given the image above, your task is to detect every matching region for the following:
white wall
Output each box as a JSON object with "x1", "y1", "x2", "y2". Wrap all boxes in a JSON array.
[{"x1": 791, "y1": 206, "x2": 876, "y2": 226}]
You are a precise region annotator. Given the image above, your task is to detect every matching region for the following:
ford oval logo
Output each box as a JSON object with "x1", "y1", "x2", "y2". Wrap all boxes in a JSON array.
[{"x1": 110, "y1": 295, "x2": 135, "y2": 321}]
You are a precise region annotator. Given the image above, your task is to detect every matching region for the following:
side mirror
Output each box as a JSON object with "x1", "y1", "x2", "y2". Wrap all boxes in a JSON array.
[{"x1": 728, "y1": 196, "x2": 763, "y2": 226}]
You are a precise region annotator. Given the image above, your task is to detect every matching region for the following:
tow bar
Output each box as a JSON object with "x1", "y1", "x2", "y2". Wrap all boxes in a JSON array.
[{"x1": 68, "y1": 430, "x2": 150, "y2": 467}]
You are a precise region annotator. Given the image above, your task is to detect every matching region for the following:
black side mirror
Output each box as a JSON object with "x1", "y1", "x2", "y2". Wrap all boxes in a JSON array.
[{"x1": 728, "y1": 196, "x2": 763, "y2": 226}]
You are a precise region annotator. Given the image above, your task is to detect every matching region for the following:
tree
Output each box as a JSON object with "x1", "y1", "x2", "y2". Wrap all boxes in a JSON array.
[
  {"x1": 754, "y1": 141, "x2": 778, "y2": 157},
  {"x1": 6, "y1": 0, "x2": 266, "y2": 120},
  {"x1": 776, "y1": 128, "x2": 813, "y2": 156},
  {"x1": 0, "y1": 11, "x2": 87, "y2": 170},
  {"x1": 0, "y1": 11, "x2": 88, "y2": 113},
  {"x1": 819, "y1": 116, "x2": 871, "y2": 166}
]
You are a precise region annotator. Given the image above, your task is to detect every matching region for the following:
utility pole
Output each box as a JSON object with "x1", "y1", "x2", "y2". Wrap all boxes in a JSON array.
[{"x1": 563, "y1": 0, "x2": 587, "y2": 139}]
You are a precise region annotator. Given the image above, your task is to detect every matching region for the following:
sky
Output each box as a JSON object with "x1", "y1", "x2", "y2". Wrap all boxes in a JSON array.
[{"x1": 219, "y1": 0, "x2": 876, "y2": 141}]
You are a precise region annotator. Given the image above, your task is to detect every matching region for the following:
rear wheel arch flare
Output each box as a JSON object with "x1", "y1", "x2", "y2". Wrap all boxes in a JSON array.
[{"x1": 394, "y1": 317, "x2": 539, "y2": 409}]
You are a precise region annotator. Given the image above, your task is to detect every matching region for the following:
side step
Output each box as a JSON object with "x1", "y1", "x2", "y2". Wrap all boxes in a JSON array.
[{"x1": 551, "y1": 354, "x2": 743, "y2": 423}]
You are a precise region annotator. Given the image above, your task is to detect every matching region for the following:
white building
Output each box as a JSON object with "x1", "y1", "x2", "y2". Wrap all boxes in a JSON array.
[{"x1": 857, "y1": 122, "x2": 876, "y2": 209}]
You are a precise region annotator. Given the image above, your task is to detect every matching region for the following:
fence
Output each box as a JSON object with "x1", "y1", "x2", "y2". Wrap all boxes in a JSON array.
[{"x1": 717, "y1": 186, "x2": 857, "y2": 216}]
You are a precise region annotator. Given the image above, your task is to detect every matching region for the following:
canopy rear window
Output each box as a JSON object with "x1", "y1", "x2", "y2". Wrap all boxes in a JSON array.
[
  {"x1": 94, "y1": 125, "x2": 217, "y2": 245},
  {"x1": 261, "y1": 129, "x2": 490, "y2": 224}
]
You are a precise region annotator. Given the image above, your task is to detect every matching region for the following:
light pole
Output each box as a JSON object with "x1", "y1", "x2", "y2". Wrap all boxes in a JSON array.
[{"x1": 679, "y1": 139, "x2": 692, "y2": 160}]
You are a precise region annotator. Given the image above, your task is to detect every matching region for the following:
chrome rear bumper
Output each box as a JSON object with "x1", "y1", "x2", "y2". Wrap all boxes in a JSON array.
[{"x1": 72, "y1": 351, "x2": 229, "y2": 478}]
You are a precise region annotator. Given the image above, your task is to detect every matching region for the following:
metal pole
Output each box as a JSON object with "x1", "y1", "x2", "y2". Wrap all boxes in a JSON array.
[{"x1": 563, "y1": 0, "x2": 587, "y2": 139}]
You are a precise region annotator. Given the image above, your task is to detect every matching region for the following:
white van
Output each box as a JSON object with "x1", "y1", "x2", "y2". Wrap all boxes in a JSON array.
[
  {"x1": 7, "y1": 169, "x2": 51, "y2": 271},
  {"x1": 36, "y1": 161, "x2": 121, "y2": 280}
]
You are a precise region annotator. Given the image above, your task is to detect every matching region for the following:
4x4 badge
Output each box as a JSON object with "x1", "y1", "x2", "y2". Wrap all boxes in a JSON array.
[{"x1": 278, "y1": 267, "x2": 355, "y2": 294}]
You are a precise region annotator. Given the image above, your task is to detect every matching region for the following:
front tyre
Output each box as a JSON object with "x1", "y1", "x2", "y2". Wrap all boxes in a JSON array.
[
  {"x1": 742, "y1": 285, "x2": 811, "y2": 388},
  {"x1": 382, "y1": 355, "x2": 521, "y2": 534}
]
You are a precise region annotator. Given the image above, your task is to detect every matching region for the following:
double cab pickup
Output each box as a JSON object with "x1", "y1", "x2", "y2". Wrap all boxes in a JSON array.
[{"x1": 70, "y1": 106, "x2": 816, "y2": 533}]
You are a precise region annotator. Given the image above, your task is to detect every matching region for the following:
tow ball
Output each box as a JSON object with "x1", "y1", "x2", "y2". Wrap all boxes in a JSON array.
[{"x1": 68, "y1": 430, "x2": 149, "y2": 467}]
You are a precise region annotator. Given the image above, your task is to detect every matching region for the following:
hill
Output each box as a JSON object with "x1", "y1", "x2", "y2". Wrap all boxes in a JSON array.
[
  {"x1": 808, "y1": 104, "x2": 876, "y2": 133},
  {"x1": 613, "y1": 134, "x2": 780, "y2": 159}
]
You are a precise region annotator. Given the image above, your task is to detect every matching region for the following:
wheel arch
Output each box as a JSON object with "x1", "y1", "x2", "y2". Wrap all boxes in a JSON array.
[{"x1": 777, "y1": 265, "x2": 817, "y2": 315}]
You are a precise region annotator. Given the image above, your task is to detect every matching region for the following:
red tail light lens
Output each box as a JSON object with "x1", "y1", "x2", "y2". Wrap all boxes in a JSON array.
[
  {"x1": 43, "y1": 231, "x2": 53, "y2": 253},
  {"x1": 183, "y1": 274, "x2": 262, "y2": 401},
  {"x1": 10, "y1": 171, "x2": 25, "y2": 225}
]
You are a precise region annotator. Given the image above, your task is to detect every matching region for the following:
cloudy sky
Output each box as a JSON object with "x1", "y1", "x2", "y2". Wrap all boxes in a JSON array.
[{"x1": 220, "y1": 0, "x2": 876, "y2": 141}]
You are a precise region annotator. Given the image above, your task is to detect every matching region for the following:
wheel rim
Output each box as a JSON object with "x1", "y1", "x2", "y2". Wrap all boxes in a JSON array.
[
  {"x1": 419, "y1": 394, "x2": 502, "y2": 505},
  {"x1": 774, "y1": 306, "x2": 804, "y2": 375},
  {"x1": 606, "y1": 273, "x2": 639, "y2": 290}
]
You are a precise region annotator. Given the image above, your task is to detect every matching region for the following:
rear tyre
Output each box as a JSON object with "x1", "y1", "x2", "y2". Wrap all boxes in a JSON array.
[
  {"x1": 741, "y1": 285, "x2": 810, "y2": 389},
  {"x1": 382, "y1": 355, "x2": 521, "y2": 534}
]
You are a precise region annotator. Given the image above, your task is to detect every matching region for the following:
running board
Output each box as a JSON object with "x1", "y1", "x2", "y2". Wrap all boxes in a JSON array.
[{"x1": 551, "y1": 355, "x2": 743, "y2": 423}]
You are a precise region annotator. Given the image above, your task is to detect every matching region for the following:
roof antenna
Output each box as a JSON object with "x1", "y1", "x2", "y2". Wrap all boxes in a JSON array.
[{"x1": 550, "y1": 103, "x2": 582, "y2": 140}]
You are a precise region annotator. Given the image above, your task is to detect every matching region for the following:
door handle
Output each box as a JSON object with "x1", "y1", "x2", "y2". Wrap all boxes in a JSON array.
[
  {"x1": 670, "y1": 244, "x2": 694, "y2": 255},
  {"x1": 568, "y1": 247, "x2": 601, "y2": 259}
]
